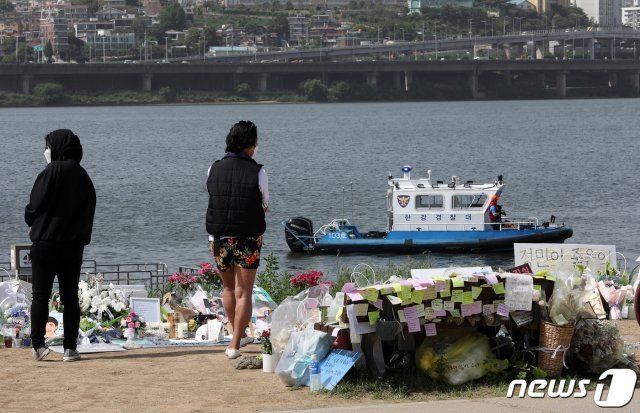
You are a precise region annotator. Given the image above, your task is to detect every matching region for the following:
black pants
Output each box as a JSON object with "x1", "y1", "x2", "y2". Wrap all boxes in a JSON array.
[{"x1": 30, "y1": 242, "x2": 84, "y2": 350}]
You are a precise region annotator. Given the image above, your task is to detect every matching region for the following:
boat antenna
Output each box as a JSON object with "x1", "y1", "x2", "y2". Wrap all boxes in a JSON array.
[
  {"x1": 342, "y1": 186, "x2": 345, "y2": 218},
  {"x1": 350, "y1": 181, "x2": 354, "y2": 221}
]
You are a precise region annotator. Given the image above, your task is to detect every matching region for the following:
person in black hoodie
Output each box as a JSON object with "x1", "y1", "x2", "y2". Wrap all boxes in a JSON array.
[{"x1": 25, "y1": 129, "x2": 96, "y2": 362}]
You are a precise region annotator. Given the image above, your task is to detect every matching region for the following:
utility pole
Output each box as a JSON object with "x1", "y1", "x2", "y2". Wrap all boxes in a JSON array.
[
  {"x1": 164, "y1": 36, "x2": 168, "y2": 61},
  {"x1": 468, "y1": 19, "x2": 473, "y2": 38},
  {"x1": 435, "y1": 22, "x2": 438, "y2": 59}
]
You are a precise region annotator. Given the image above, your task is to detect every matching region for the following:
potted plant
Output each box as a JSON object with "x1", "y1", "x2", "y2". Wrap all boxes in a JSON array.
[{"x1": 260, "y1": 329, "x2": 276, "y2": 373}]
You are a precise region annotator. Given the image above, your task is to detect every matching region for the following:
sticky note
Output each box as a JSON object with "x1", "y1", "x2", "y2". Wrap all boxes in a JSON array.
[
  {"x1": 492, "y1": 283, "x2": 505, "y2": 295},
  {"x1": 435, "y1": 280, "x2": 445, "y2": 292},
  {"x1": 472, "y1": 286, "x2": 482, "y2": 300},
  {"x1": 400, "y1": 285, "x2": 413, "y2": 301},
  {"x1": 355, "y1": 303, "x2": 369, "y2": 317},
  {"x1": 336, "y1": 306, "x2": 343, "y2": 322},
  {"x1": 391, "y1": 283, "x2": 402, "y2": 293},
  {"x1": 362, "y1": 289, "x2": 379, "y2": 302},
  {"x1": 484, "y1": 274, "x2": 499, "y2": 285},
  {"x1": 462, "y1": 291, "x2": 473, "y2": 305},
  {"x1": 398, "y1": 310, "x2": 406, "y2": 322},
  {"x1": 404, "y1": 306, "x2": 421, "y2": 333},
  {"x1": 411, "y1": 289, "x2": 426, "y2": 304},
  {"x1": 387, "y1": 295, "x2": 402, "y2": 305},
  {"x1": 434, "y1": 310, "x2": 447, "y2": 317},
  {"x1": 331, "y1": 327, "x2": 340, "y2": 337},
  {"x1": 380, "y1": 285, "x2": 395, "y2": 295},
  {"x1": 450, "y1": 309, "x2": 461, "y2": 317},
  {"x1": 414, "y1": 304, "x2": 426, "y2": 318},
  {"x1": 451, "y1": 277, "x2": 465, "y2": 288},
  {"x1": 451, "y1": 290, "x2": 463, "y2": 303},
  {"x1": 497, "y1": 303, "x2": 510, "y2": 317},
  {"x1": 431, "y1": 299, "x2": 443, "y2": 311},
  {"x1": 424, "y1": 307, "x2": 435, "y2": 320},
  {"x1": 439, "y1": 280, "x2": 451, "y2": 298},
  {"x1": 368, "y1": 310, "x2": 380, "y2": 326},
  {"x1": 346, "y1": 292, "x2": 364, "y2": 302},
  {"x1": 483, "y1": 304, "x2": 495, "y2": 316},
  {"x1": 372, "y1": 299, "x2": 383, "y2": 310},
  {"x1": 425, "y1": 323, "x2": 437, "y2": 337},
  {"x1": 444, "y1": 301, "x2": 455, "y2": 312},
  {"x1": 424, "y1": 286, "x2": 437, "y2": 300}
]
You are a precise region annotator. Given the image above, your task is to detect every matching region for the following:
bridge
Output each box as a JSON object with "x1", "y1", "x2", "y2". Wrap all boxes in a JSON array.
[
  {"x1": 2, "y1": 51, "x2": 640, "y2": 99},
  {"x1": 206, "y1": 29, "x2": 640, "y2": 63}
]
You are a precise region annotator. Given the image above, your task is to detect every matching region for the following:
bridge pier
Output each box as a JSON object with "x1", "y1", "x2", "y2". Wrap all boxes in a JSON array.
[
  {"x1": 608, "y1": 72, "x2": 617, "y2": 89},
  {"x1": 503, "y1": 71, "x2": 511, "y2": 87},
  {"x1": 628, "y1": 70, "x2": 640, "y2": 95},
  {"x1": 393, "y1": 72, "x2": 402, "y2": 90},
  {"x1": 535, "y1": 42, "x2": 544, "y2": 59},
  {"x1": 502, "y1": 43, "x2": 511, "y2": 60},
  {"x1": 258, "y1": 73, "x2": 269, "y2": 92},
  {"x1": 404, "y1": 71, "x2": 412, "y2": 92},
  {"x1": 366, "y1": 71, "x2": 379, "y2": 88},
  {"x1": 468, "y1": 71, "x2": 479, "y2": 99},
  {"x1": 555, "y1": 71, "x2": 566, "y2": 98},
  {"x1": 21, "y1": 75, "x2": 31, "y2": 94},
  {"x1": 142, "y1": 73, "x2": 152, "y2": 92}
]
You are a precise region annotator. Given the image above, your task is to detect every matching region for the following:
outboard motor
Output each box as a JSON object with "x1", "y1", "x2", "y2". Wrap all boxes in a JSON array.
[{"x1": 284, "y1": 217, "x2": 314, "y2": 252}]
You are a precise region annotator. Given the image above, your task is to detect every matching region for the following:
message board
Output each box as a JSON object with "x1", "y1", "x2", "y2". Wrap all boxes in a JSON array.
[
  {"x1": 514, "y1": 243, "x2": 616, "y2": 274},
  {"x1": 304, "y1": 349, "x2": 362, "y2": 391},
  {"x1": 129, "y1": 297, "x2": 161, "y2": 324}
]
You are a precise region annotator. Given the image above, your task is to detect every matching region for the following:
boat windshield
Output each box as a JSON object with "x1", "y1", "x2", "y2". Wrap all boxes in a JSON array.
[{"x1": 452, "y1": 194, "x2": 487, "y2": 209}]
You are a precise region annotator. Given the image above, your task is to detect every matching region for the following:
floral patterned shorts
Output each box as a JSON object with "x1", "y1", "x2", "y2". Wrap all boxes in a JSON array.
[{"x1": 210, "y1": 236, "x2": 262, "y2": 272}]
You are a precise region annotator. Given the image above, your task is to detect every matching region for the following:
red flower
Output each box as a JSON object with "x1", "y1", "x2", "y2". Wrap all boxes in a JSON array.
[{"x1": 245, "y1": 253, "x2": 258, "y2": 266}]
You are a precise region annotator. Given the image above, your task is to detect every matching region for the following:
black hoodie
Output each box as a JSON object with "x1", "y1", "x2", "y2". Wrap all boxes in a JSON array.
[{"x1": 25, "y1": 129, "x2": 96, "y2": 245}]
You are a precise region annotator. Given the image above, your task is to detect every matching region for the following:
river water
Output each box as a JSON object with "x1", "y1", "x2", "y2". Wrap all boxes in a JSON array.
[{"x1": 1, "y1": 100, "x2": 638, "y2": 277}]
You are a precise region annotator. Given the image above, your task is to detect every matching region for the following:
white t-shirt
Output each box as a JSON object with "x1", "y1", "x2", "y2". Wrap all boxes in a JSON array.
[{"x1": 207, "y1": 165, "x2": 269, "y2": 241}]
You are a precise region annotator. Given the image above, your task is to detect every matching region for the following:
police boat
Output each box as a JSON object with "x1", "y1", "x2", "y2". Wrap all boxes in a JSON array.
[{"x1": 283, "y1": 166, "x2": 573, "y2": 254}]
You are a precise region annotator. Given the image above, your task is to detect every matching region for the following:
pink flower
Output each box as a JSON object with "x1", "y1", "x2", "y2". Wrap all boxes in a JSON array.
[
  {"x1": 135, "y1": 321, "x2": 140, "y2": 328},
  {"x1": 128, "y1": 322, "x2": 135, "y2": 329},
  {"x1": 126, "y1": 317, "x2": 132, "y2": 323}
]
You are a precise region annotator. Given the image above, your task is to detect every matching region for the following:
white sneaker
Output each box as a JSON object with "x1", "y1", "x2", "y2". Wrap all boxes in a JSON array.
[
  {"x1": 225, "y1": 348, "x2": 241, "y2": 359},
  {"x1": 240, "y1": 335, "x2": 255, "y2": 347}
]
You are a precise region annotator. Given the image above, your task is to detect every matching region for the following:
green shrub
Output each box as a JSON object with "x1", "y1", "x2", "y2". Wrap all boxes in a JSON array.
[
  {"x1": 33, "y1": 82, "x2": 65, "y2": 104},
  {"x1": 236, "y1": 82, "x2": 252, "y2": 98},
  {"x1": 158, "y1": 86, "x2": 176, "y2": 102}
]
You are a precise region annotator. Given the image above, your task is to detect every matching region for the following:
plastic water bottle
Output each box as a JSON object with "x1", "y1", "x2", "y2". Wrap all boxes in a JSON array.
[{"x1": 309, "y1": 354, "x2": 322, "y2": 392}]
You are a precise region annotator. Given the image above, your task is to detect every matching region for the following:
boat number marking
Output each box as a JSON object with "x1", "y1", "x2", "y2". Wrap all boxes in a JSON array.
[{"x1": 328, "y1": 232, "x2": 347, "y2": 239}]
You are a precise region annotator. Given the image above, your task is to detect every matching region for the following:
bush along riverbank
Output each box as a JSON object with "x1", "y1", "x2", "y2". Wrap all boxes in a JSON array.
[{"x1": 0, "y1": 78, "x2": 633, "y2": 107}]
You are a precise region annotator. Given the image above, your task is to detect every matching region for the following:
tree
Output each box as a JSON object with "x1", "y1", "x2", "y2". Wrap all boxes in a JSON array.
[
  {"x1": 131, "y1": 16, "x2": 146, "y2": 41},
  {"x1": 44, "y1": 41, "x2": 54, "y2": 62},
  {"x1": 300, "y1": 79, "x2": 328, "y2": 102},
  {"x1": 268, "y1": 13, "x2": 289, "y2": 39},
  {"x1": 0, "y1": 0, "x2": 15, "y2": 12},
  {"x1": 158, "y1": 1, "x2": 187, "y2": 31}
]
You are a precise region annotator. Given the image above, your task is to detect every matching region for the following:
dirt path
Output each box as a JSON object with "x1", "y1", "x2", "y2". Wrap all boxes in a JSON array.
[{"x1": 2, "y1": 320, "x2": 639, "y2": 413}]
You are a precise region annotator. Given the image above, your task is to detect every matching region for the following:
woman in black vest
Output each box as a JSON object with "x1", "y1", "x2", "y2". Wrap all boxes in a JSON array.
[{"x1": 206, "y1": 120, "x2": 269, "y2": 359}]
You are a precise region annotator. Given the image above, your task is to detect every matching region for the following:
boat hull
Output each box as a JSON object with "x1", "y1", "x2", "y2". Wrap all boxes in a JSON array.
[{"x1": 310, "y1": 227, "x2": 573, "y2": 254}]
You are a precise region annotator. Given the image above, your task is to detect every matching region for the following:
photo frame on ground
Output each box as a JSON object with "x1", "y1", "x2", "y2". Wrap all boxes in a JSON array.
[{"x1": 129, "y1": 297, "x2": 161, "y2": 324}]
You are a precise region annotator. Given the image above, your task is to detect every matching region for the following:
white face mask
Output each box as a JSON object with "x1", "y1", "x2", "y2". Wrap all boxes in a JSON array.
[{"x1": 44, "y1": 147, "x2": 52, "y2": 164}]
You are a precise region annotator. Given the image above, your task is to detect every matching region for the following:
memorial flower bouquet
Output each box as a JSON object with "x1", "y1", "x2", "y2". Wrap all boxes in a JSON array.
[
  {"x1": 78, "y1": 273, "x2": 128, "y2": 321},
  {"x1": 167, "y1": 272, "x2": 200, "y2": 293},
  {"x1": 120, "y1": 312, "x2": 146, "y2": 334},
  {"x1": 260, "y1": 329, "x2": 272, "y2": 355},
  {"x1": 196, "y1": 262, "x2": 223, "y2": 294}
]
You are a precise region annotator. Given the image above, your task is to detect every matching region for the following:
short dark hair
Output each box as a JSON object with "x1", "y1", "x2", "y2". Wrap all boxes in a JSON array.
[
  {"x1": 47, "y1": 316, "x2": 59, "y2": 327},
  {"x1": 225, "y1": 120, "x2": 258, "y2": 153}
]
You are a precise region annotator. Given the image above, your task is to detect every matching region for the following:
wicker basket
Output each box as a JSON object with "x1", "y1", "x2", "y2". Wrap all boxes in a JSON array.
[{"x1": 537, "y1": 321, "x2": 575, "y2": 377}]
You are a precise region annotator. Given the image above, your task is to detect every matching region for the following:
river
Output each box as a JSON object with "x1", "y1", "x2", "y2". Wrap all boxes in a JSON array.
[{"x1": 1, "y1": 100, "x2": 638, "y2": 278}]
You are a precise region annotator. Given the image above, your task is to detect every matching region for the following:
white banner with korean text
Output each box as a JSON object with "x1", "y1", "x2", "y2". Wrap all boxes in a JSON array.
[{"x1": 514, "y1": 243, "x2": 616, "y2": 274}]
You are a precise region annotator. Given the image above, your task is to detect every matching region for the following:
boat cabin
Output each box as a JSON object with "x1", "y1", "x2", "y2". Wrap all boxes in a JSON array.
[{"x1": 387, "y1": 166, "x2": 503, "y2": 232}]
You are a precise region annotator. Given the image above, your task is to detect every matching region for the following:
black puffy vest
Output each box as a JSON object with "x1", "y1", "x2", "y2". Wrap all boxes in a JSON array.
[{"x1": 206, "y1": 153, "x2": 265, "y2": 237}]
